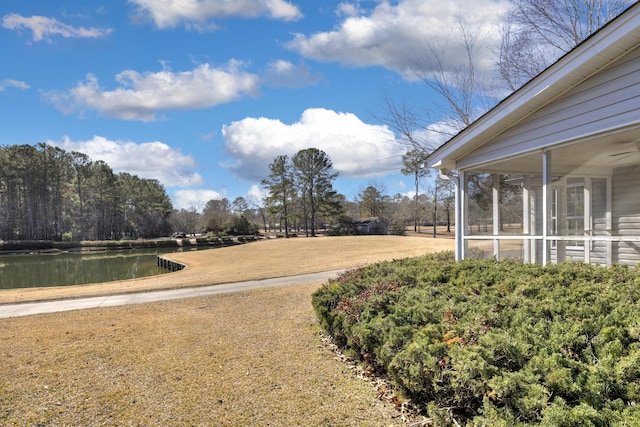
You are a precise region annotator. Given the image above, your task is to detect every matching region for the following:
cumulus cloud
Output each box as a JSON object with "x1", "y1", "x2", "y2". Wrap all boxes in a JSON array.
[
  {"x1": 48, "y1": 135, "x2": 202, "y2": 187},
  {"x1": 173, "y1": 189, "x2": 224, "y2": 211},
  {"x1": 263, "y1": 60, "x2": 323, "y2": 88},
  {"x1": 336, "y1": 3, "x2": 363, "y2": 18},
  {"x1": 246, "y1": 184, "x2": 267, "y2": 203},
  {"x1": 2, "y1": 13, "x2": 113, "y2": 43},
  {"x1": 221, "y1": 107, "x2": 405, "y2": 181},
  {"x1": 45, "y1": 61, "x2": 260, "y2": 121},
  {"x1": 129, "y1": 0, "x2": 302, "y2": 30},
  {"x1": 286, "y1": 0, "x2": 510, "y2": 79},
  {"x1": 0, "y1": 79, "x2": 29, "y2": 91}
]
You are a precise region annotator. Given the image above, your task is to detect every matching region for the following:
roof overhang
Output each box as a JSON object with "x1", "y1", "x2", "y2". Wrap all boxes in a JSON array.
[{"x1": 425, "y1": 2, "x2": 640, "y2": 171}]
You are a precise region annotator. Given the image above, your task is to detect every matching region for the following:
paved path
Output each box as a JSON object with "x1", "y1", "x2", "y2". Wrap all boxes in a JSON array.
[{"x1": 0, "y1": 269, "x2": 346, "y2": 319}]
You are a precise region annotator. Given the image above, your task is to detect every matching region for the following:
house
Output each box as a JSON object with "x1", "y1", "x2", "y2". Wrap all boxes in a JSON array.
[
  {"x1": 354, "y1": 217, "x2": 388, "y2": 235},
  {"x1": 425, "y1": 3, "x2": 640, "y2": 266}
]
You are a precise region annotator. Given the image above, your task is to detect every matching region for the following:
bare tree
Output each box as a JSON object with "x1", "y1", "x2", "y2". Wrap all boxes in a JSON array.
[
  {"x1": 375, "y1": 94, "x2": 439, "y2": 156},
  {"x1": 377, "y1": 16, "x2": 495, "y2": 157},
  {"x1": 411, "y1": 16, "x2": 494, "y2": 132},
  {"x1": 202, "y1": 198, "x2": 231, "y2": 234},
  {"x1": 499, "y1": 0, "x2": 633, "y2": 90},
  {"x1": 425, "y1": 175, "x2": 455, "y2": 238},
  {"x1": 247, "y1": 194, "x2": 268, "y2": 234},
  {"x1": 168, "y1": 207, "x2": 200, "y2": 236}
]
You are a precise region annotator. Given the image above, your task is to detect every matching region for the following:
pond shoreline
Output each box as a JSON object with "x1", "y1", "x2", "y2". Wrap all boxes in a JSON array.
[
  {"x1": 0, "y1": 236, "x2": 258, "y2": 256},
  {"x1": 0, "y1": 236, "x2": 455, "y2": 305}
]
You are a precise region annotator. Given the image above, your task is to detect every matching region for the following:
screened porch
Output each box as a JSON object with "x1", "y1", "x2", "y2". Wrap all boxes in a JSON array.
[{"x1": 459, "y1": 132, "x2": 640, "y2": 266}]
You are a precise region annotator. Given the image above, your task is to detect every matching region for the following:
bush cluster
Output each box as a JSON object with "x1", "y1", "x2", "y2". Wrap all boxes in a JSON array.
[
  {"x1": 0, "y1": 239, "x2": 181, "y2": 252},
  {"x1": 312, "y1": 252, "x2": 640, "y2": 425}
]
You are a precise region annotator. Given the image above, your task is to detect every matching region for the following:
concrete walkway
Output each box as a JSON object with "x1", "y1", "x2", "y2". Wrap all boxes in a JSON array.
[{"x1": 0, "y1": 269, "x2": 346, "y2": 319}]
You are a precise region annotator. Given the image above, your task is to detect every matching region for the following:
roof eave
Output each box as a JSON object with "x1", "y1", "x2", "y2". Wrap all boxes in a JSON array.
[{"x1": 425, "y1": 2, "x2": 640, "y2": 170}]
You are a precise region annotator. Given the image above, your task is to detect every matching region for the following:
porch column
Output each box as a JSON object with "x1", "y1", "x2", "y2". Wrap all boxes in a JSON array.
[
  {"x1": 523, "y1": 176, "x2": 531, "y2": 263},
  {"x1": 542, "y1": 149, "x2": 551, "y2": 265},
  {"x1": 606, "y1": 178, "x2": 613, "y2": 266},
  {"x1": 584, "y1": 177, "x2": 592, "y2": 264},
  {"x1": 493, "y1": 174, "x2": 501, "y2": 260},
  {"x1": 456, "y1": 171, "x2": 465, "y2": 261}
]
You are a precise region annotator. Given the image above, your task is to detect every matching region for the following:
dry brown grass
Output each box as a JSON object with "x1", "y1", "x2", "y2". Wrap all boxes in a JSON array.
[
  {"x1": 0, "y1": 235, "x2": 454, "y2": 304},
  {"x1": 0, "y1": 235, "x2": 453, "y2": 426}
]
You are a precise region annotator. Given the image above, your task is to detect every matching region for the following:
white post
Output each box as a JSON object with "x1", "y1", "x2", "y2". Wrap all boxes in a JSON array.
[
  {"x1": 456, "y1": 171, "x2": 465, "y2": 261},
  {"x1": 542, "y1": 149, "x2": 551, "y2": 265},
  {"x1": 606, "y1": 177, "x2": 613, "y2": 266},
  {"x1": 584, "y1": 177, "x2": 592, "y2": 264},
  {"x1": 523, "y1": 176, "x2": 531, "y2": 263},
  {"x1": 493, "y1": 174, "x2": 501, "y2": 260}
]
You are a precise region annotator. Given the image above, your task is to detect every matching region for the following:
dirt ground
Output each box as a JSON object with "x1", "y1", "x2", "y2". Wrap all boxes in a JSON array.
[{"x1": 0, "y1": 235, "x2": 454, "y2": 426}]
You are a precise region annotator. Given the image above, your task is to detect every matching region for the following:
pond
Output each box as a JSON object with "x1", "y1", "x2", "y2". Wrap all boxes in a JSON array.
[{"x1": 0, "y1": 249, "x2": 183, "y2": 289}]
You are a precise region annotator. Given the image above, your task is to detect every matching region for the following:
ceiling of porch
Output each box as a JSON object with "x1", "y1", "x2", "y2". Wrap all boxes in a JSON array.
[{"x1": 469, "y1": 125, "x2": 640, "y2": 177}]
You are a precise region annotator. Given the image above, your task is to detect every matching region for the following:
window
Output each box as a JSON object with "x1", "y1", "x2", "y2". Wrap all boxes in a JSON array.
[
  {"x1": 550, "y1": 180, "x2": 585, "y2": 249},
  {"x1": 566, "y1": 182, "x2": 584, "y2": 248},
  {"x1": 550, "y1": 189, "x2": 558, "y2": 248}
]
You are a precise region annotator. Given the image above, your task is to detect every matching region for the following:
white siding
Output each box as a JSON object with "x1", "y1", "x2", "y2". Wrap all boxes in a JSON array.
[
  {"x1": 459, "y1": 46, "x2": 640, "y2": 169},
  {"x1": 613, "y1": 165, "x2": 640, "y2": 265}
]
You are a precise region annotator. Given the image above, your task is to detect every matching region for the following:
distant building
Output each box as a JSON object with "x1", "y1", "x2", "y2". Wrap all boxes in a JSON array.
[{"x1": 355, "y1": 217, "x2": 387, "y2": 235}]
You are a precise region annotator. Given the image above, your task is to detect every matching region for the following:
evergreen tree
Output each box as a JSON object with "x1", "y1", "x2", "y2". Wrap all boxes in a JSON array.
[
  {"x1": 292, "y1": 148, "x2": 339, "y2": 237},
  {"x1": 0, "y1": 144, "x2": 173, "y2": 240},
  {"x1": 358, "y1": 185, "x2": 388, "y2": 218},
  {"x1": 261, "y1": 155, "x2": 295, "y2": 238},
  {"x1": 401, "y1": 150, "x2": 430, "y2": 232}
]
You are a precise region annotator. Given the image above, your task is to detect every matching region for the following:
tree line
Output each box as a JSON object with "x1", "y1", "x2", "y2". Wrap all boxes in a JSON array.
[
  {"x1": 0, "y1": 143, "x2": 173, "y2": 241},
  {"x1": 0, "y1": 145, "x2": 516, "y2": 242},
  {"x1": 169, "y1": 147, "x2": 455, "y2": 238},
  {"x1": 2, "y1": 144, "x2": 454, "y2": 243}
]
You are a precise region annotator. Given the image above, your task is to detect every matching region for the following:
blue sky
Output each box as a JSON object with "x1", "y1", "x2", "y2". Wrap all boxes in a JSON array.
[{"x1": 0, "y1": 0, "x2": 511, "y2": 210}]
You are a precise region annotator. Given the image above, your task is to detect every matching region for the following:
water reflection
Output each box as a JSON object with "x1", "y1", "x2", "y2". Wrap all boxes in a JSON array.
[{"x1": 0, "y1": 249, "x2": 177, "y2": 289}]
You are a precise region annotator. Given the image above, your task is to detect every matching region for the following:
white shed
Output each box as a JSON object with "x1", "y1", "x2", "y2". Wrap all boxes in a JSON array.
[{"x1": 425, "y1": 3, "x2": 640, "y2": 266}]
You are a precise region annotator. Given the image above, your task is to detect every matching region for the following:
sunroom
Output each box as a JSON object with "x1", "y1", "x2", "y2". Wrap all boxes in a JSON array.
[{"x1": 425, "y1": 2, "x2": 640, "y2": 266}]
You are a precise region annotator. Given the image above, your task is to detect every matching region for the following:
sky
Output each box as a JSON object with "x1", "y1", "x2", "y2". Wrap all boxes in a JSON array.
[{"x1": 0, "y1": 0, "x2": 512, "y2": 211}]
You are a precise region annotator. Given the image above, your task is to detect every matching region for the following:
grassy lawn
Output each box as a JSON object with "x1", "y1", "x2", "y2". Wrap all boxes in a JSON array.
[{"x1": 0, "y1": 235, "x2": 453, "y2": 426}]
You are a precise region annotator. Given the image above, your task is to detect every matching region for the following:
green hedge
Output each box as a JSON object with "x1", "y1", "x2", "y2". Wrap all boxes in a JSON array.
[
  {"x1": 312, "y1": 252, "x2": 640, "y2": 425},
  {"x1": 0, "y1": 239, "x2": 180, "y2": 252},
  {"x1": 0, "y1": 240, "x2": 55, "y2": 251},
  {"x1": 80, "y1": 239, "x2": 177, "y2": 249}
]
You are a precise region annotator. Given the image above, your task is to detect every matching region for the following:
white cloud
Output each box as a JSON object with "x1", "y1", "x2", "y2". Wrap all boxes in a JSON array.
[
  {"x1": 221, "y1": 107, "x2": 405, "y2": 181},
  {"x1": 246, "y1": 184, "x2": 267, "y2": 203},
  {"x1": 48, "y1": 135, "x2": 203, "y2": 187},
  {"x1": 336, "y1": 3, "x2": 363, "y2": 18},
  {"x1": 263, "y1": 60, "x2": 323, "y2": 88},
  {"x1": 46, "y1": 61, "x2": 260, "y2": 121},
  {"x1": 0, "y1": 79, "x2": 29, "y2": 91},
  {"x1": 129, "y1": 0, "x2": 302, "y2": 29},
  {"x1": 173, "y1": 189, "x2": 224, "y2": 211},
  {"x1": 286, "y1": 0, "x2": 510, "y2": 79},
  {"x1": 2, "y1": 13, "x2": 113, "y2": 43}
]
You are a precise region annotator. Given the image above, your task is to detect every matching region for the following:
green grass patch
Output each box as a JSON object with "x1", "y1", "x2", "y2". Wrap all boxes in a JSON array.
[{"x1": 312, "y1": 252, "x2": 640, "y2": 425}]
